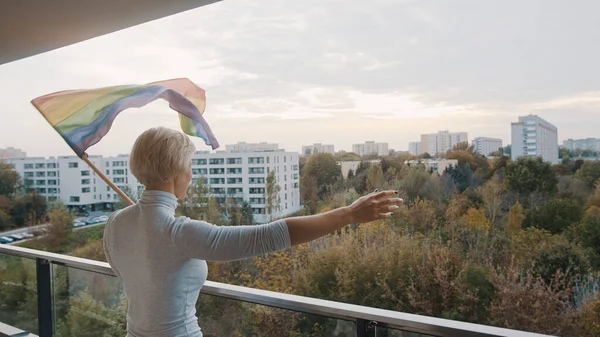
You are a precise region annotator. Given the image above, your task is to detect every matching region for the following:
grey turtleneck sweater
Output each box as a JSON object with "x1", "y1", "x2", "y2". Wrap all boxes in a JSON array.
[{"x1": 103, "y1": 190, "x2": 291, "y2": 337}]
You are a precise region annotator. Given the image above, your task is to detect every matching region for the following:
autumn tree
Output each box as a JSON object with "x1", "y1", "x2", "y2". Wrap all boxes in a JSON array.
[
  {"x1": 300, "y1": 153, "x2": 341, "y2": 199},
  {"x1": 265, "y1": 171, "x2": 281, "y2": 221},
  {"x1": 506, "y1": 202, "x2": 525, "y2": 235},
  {"x1": 504, "y1": 157, "x2": 558, "y2": 205},
  {"x1": 11, "y1": 192, "x2": 47, "y2": 227},
  {"x1": 0, "y1": 160, "x2": 20, "y2": 197},
  {"x1": 574, "y1": 161, "x2": 600, "y2": 188},
  {"x1": 479, "y1": 174, "x2": 504, "y2": 225},
  {"x1": 178, "y1": 177, "x2": 210, "y2": 219},
  {"x1": 525, "y1": 199, "x2": 583, "y2": 234},
  {"x1": 207, "y1": 197, "x2": 224, "y2": 225},
  {"x1": 43, "y1": 205, "x2": 74, "y2": 249},
  {"x1": 398, "y1": 166, "x2": 433, "y2": 202},
  {"x1": 366, "y1": 163, "x2": 384, "y2": 192},
  {"x1": 114, "y1": 186, "x2": 138, "y2": 210}
]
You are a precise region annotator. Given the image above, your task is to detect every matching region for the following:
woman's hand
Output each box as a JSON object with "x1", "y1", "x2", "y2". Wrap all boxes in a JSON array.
[{"x1": 346, "y1": 190, "x2": 403, "y2": 224}]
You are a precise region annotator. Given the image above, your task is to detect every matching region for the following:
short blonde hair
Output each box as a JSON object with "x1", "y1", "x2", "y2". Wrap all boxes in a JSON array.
[{"x1": 130, "y1": 126, "x2": 196, "y2": 186}]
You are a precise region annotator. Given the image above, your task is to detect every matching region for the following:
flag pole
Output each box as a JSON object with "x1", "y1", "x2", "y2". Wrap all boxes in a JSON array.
[{"x1": 80, "y1": 153, "x2": 134, "y2": 206}]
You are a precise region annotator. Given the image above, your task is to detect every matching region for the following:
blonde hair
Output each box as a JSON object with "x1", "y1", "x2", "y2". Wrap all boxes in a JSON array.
[{"x1": 130, "y1": 126, "x2": 196, "y2": 186}]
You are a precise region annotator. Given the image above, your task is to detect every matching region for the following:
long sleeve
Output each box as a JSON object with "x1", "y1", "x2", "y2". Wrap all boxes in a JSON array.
[{"x1": 170, "y1": 217, "x2": 292, "y2": 262}]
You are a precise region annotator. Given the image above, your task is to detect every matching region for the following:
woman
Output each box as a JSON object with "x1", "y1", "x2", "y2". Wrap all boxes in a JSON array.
[{"x1": 103, "y1": 126, "x2": 403, "y2": 337}]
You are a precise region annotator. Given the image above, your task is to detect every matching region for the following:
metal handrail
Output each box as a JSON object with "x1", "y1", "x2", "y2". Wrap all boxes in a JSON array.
[{"x1": 0, "y1": 244, "x2": 554, "y2": 337}]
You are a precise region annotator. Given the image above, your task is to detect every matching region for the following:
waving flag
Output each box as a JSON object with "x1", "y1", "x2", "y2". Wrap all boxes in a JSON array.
[{"x1": 31, "y1": 78, "x2": 219, "y2": 157}]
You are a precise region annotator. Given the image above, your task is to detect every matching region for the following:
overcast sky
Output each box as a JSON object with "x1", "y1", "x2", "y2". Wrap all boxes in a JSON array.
[{"x1": 1, "y1": 0, "x2": 599, "y2": 157}]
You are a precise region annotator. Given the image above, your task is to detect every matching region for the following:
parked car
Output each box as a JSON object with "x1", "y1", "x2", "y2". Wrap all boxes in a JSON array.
[
  {"x1": 9, "y1": 234, "x2": 24, "y2": 241},
  {"x1": 0, "y1": 236, "x2": 14, "y2": 244},
  {"x1": 21, "y1": 233, "x2": 34, "y2": 239},
  {"x1": 73, "y1": 221, "x2": 86, "y2": 228},
  {"x1": 97, "y1": 215, "x2": 109, "y2": 222}
]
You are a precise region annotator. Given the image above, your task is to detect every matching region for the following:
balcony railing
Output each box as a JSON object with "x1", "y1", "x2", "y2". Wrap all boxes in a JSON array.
[{"x1": 0, "y1": 244, "x2": 553, "y2": 337}]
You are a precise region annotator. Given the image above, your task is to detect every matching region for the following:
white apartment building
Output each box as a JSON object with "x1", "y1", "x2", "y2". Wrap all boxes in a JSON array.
[
  {"x1": 4, "y1": 146, "x2": 302, "y2": 224},
  {"x1": 420, "y1": 130, "x2": 468, "y2": 155},
  {"x1": 0, "y1": 147, "x2": 26, "y2": 158},
  {"x1": 352, "y1": 141, "x2": 389, "y2": 157},
  {"x1": 408, "y1": 142, "x2": 422, "y2": 156},
  {"x1": 301, "y1": 143, "x2": 335, "y2": 156},
  {"x1": 338, "y1": 160, "x2": 381, "y2": 179},
  {"x1": 404, "y1": 159, "x2": 459, "y2": 175},
  {"x1": 562, "y1": 138, "x2": 600, "y2": 152},
  {"x1": 472, "y1": 137, "x2": 503, "y2": 156},
  {"x1": 511, "y1": 115, "x2": 559, "y2": 164},
  {"x1": 226, "y1": 142, "x2": 279, "y2": 153}
]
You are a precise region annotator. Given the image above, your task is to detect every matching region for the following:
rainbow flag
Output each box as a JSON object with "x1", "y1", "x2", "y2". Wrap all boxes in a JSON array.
[{"x1": 31, "y1": 78, "x2": 220, "y2": 156}]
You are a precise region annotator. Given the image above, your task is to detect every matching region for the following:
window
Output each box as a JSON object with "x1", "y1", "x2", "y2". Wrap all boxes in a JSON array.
[
  {"x1": 209, "y1": 178, "x2": 225, "y2": 184},
  {"x1": 47, "y1": 171, "x2": 57, "y2": 177},
  {"x1": 252, "y1": 208, "x2": 265, "y2": 215},
  {"x1": 248, "y1": 157, "x2": 265, "y2": 164},
  {"x1": 293, "y1": 182, "x2": 299, "y2": 188},
  {"x1": 24, "y1": 164, "x2": 33, "y2": 169},
  {"x1": 210, "y1": 188, "x2": 226, "y2": 194},
  {"x1": 227, "y1": 188, "x2": 243, "y2": 194},
  {"x1": 209, "y1": 168, "x2": 225, "y2": 175},
  {"x1": 293, "y1": 173, "x2": 299, "y2": 179},
  {"x1": 113, "y1": 177, "x2": 126, "y2": 183},
  {"x1": 267, "y1": 157, "x2": 270, "y2": 164},
  {"x1": 69, "y1": 162, "x2": 78, "y2": 168},
  {"x1": 48, "y1": 196, "x2": 58, "y2": 202},
  {"x1": 249, "y1": 167, "x2": 265, "y2": 174},
  {"x1": 249, "y1": 187, "x2": 265, "y2": 194},
  {"x1": 107, "y1": 194, "x2": 111, "y2": 199},
  {"x1": 249, "y1": 177, "x2": 265, "y2": 184},
  {"x1": 192, "y1": 158, "x2": 207, "y2": 165},
  {"x1": 48, "y1": 180, "x2": 57, "y2": 185},
  {"x1": 112, "y1": 169, "x2": 125, "y2": 175},
  {"x1": 81, "y1": 179, "x2": 90, "y2": 185},
  {"x1": 227, "y1": 178, "x2": 243, "y2": 184},
  {"x1": 36, "y1": 188, "x2": 46, "y2": 194},
  {"x1": 82, "y1": 187, "x2": 91, "y2": 193},
  {"x1": 35, "y1": 163, "x2": 45, "y2": 169},
  {"x1": 81, "y1": 170, "x2": 90, "y2": 176},
  {"x1": 227, "y1": 158, "x2": 242, "y2": 165},
  {"x1": 48, "y1": 188, "x2": 58, "y2": 194},
  {"x1": 70, "y1": 196, "x2": 80, "y2": 202},
  {"x1": 226, "y1": 168, "x2": 242, "y2": 174},
  {"x1": 285, "y1": 203, "x2": 288, "y2": 209},
  {"x1": 192, "y1": 168, "x2": 207, "y2": 175},
  {"x1": 112, "y1": 161, "x2": 126, "y2": 167},
  {"x1": 105, "y1": 161, "x2": 110, "y2": 167},
  {"x1": 48, "y1": 163, "x2": 57, "y2": 169},
  {"x1": 24, "y1": 172, "x2": 33, "y2": 178},
  {"x1": 284, "y1": 166, "x2": 287, "y2": 172},
  {"x1": 284, "y1": 175, "x2": 287, "y2": 181},
  {"x1": 249, "y1": 197, "x2": 265, "y2": 204},
  {"x1": 285, "y1": 193, "x2": 288, "y2": 200},
  {"x1": 24, "y1": 179, "x2": 33, "y2": 186},
  {"x1": 293, "y1": 165, "x2": 299, "y2": 171},
  {"x1": 36, "y1": 180, "x2": 45, "y2": 185},
  {"x1": 284, "y1": 156, "x2": 287, "y2": 163},
  {"x1": 114, "y1": 194, "x2": 119, "y2": 200},
  {"x1": 209, "y1": 158, "x2": 224, "y2": 165},
  {"x1": 35, "y1": 171, "x2": 45, "y2": 177}
]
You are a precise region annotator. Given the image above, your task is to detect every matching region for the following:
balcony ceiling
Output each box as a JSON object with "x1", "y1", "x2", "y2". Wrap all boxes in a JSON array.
[{"x1": 0, "y1": 0, "x2": 220, "y2": 66}]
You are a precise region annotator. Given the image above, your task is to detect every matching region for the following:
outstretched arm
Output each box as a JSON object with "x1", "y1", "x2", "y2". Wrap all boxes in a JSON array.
[{"x1": 171, "y1": 190, "x2": 402, "y2": 262}]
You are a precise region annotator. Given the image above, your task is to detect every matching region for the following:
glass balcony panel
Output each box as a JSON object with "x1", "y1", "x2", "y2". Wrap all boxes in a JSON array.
[
  {"x1": 51, "y1": 264, "x2": 126, "y2": 336},
  {"x1": 0, "y1": 255, "x2": 38, "y2": 334},
  {"x1": 196, "y1": 293, "x2": 356, "y2": 336}
]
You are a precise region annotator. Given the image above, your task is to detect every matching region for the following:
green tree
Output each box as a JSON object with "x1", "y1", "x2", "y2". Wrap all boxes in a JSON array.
[
  {"x1": 574, "y1": 161, "x2": 600, "y2": 188},
  {"x1": 366, "y1": 163, "x2": 384, "y2": 192},
  {"x1": 0, "y1": 160, "x2": 20, "y2": 197},
  {"x1": 177, "y1": 177, "x2": 210, "y2": 219},
  {"x1": 207, "y1": 197, "x2": 224, "y2": 225},
  {"x1": 265, "y1": 171, "x2": 281, "y2": 221},
  {"x1": 444, "y1": 164, "x2": 474, "y2": 192},
  {"x1": 398, "y1": 166, "x2": 433, "y2": 202},
  {"x1": 507, "y1": 201, "x2": 525, "y2": 235},
  {"x1": 525, "y1": 199, "x2": 583, "y2": 234},
  {"x1": 504, "y1": 157, "x2": 558, "y2": 197},
  {"x1": 42, "y1": 205, "x2": 74, "y2": 250},
  {"x1": 300, "y1": 153, "x2": 341, "y2": 199},
  {"x1": 11, "y1": 192, "x2": 47, "y2": 227}
]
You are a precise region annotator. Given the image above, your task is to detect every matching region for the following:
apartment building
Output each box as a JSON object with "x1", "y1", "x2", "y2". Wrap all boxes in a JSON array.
[
  {"x1": 511, "y1": 115, "x2": 559, "y2": 164},
  {"x1": 420, "y1": 130, "x2": 468, "y2": 155},
  {"x1": 301, "y1": 143, "x2": 335, "y2": 156},
  {"x1": 225, "y1": 142, "x2": 279, "y2": 153},
  {"x1": 4, "y1": 146, "x2": 302, "y2": 223},
  {"x1": 408, "y1": 142, "x2": 422, "y2": 156},
  {"x1": 0, "y1": 147, "x2": 26, "y2": 158},
  {"x1": 472, "y1": 137, "x2": 503, "y2": 156},
  {"x1": 352, "y1": 141, "x2": 389, "y2": 157},
  {"x1": 404, "y1": 159, "x2": 459, "y2": 175},
  {"x1": 562, "y1": 138, "x2": 600, "y2": 152}
]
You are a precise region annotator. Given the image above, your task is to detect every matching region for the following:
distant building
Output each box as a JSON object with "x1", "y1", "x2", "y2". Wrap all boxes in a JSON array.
[
  {"x1": 404, "y1": 159, "x2": 459, "y2": 175},
  {"x1": 408, "y1": 142, "x2": 422, "y2": 156},
  {"x1": 0, "y1": 147, "x2": 26, "y2": 159},
  {"x1": 225, "y1": 142, "x2": 279, "y2": 153},
  {"x1": 511, "y1": 115, "x2": 559, "y2": 164},
  {"x1": 472, "y1": 137, "x2": 503, "y2": 156},
  {"x1": 301, "y1": 143, "x2": 335, "y2": 156},
  {"x1": 420, "y1": 130, "x2": 468, "y2": 155},
  {"x1": 338, "y1": 160, "x2": 381, "y2": 179},
  {"x1": 562, "y1": 138, "x2": 600, "y2": 152},
  {"x1": 4, "y1": 147, "x2": 301, "y2": 223},
  {"x1": 352, "y1": 141, "x2": 389, "y2": 157}
]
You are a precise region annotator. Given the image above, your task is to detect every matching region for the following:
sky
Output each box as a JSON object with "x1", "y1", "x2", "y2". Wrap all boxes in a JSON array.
[{"x1": 1, "y1": 0, "x2": 599, "y2": 157}]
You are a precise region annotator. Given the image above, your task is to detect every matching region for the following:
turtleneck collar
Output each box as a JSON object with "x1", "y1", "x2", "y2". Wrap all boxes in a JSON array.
[{"x1": 139, "y1": 189, "x2": 178, "y2": 210}]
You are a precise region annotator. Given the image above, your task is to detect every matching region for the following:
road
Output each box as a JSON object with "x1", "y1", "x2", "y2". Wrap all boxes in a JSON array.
[{"x1": 0, "y1": 221, "x2": 106, "y2": 245}]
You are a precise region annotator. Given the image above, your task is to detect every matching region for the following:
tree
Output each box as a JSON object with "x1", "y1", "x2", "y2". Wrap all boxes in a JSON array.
[
  {"x1": 398, "y1": 166, "x2": 433, "y2": 202},
  {"x1": 300, "y1": 153, "x2": 341, "y2": 199},
  {"x1": 479, "y1": 174, "x2": 504, "y2": 225},
  {"x1": 574, "y1": 161, "x2": 600, "y2": 188},
  {"x1": 507, "y1": 202, "x2": 525, "y2": 235},
  {"x1": 178, "y1": 177, "x2": 210, "y2": 219},
  {"x1": 504, "y1": 157, "x2": 558, "y2": 197},
  {"x1": 444, "y1": 164, "x2": 474, "y2": 192},
  {"x1": 525, "y1": 199, "x2": 583, "y2": 234},
  {"x1": 207, "y1": 197, "x2": 224, "y2": 225},
  {"x1": 11, "y1": 192, "x2": 47, "y2": 227},
  {"x1": 42, "y1": 205, "x2": 74, "y2": 249},
  {"x1": 265, "y1": 171, "x2": 281, "y2": 221},
  {"x1": 0, "y1": 160, "x2": 20, "y2": 197},
  {"x1": 366, "y1": 164, "x2": 384, "y2": 192}
]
